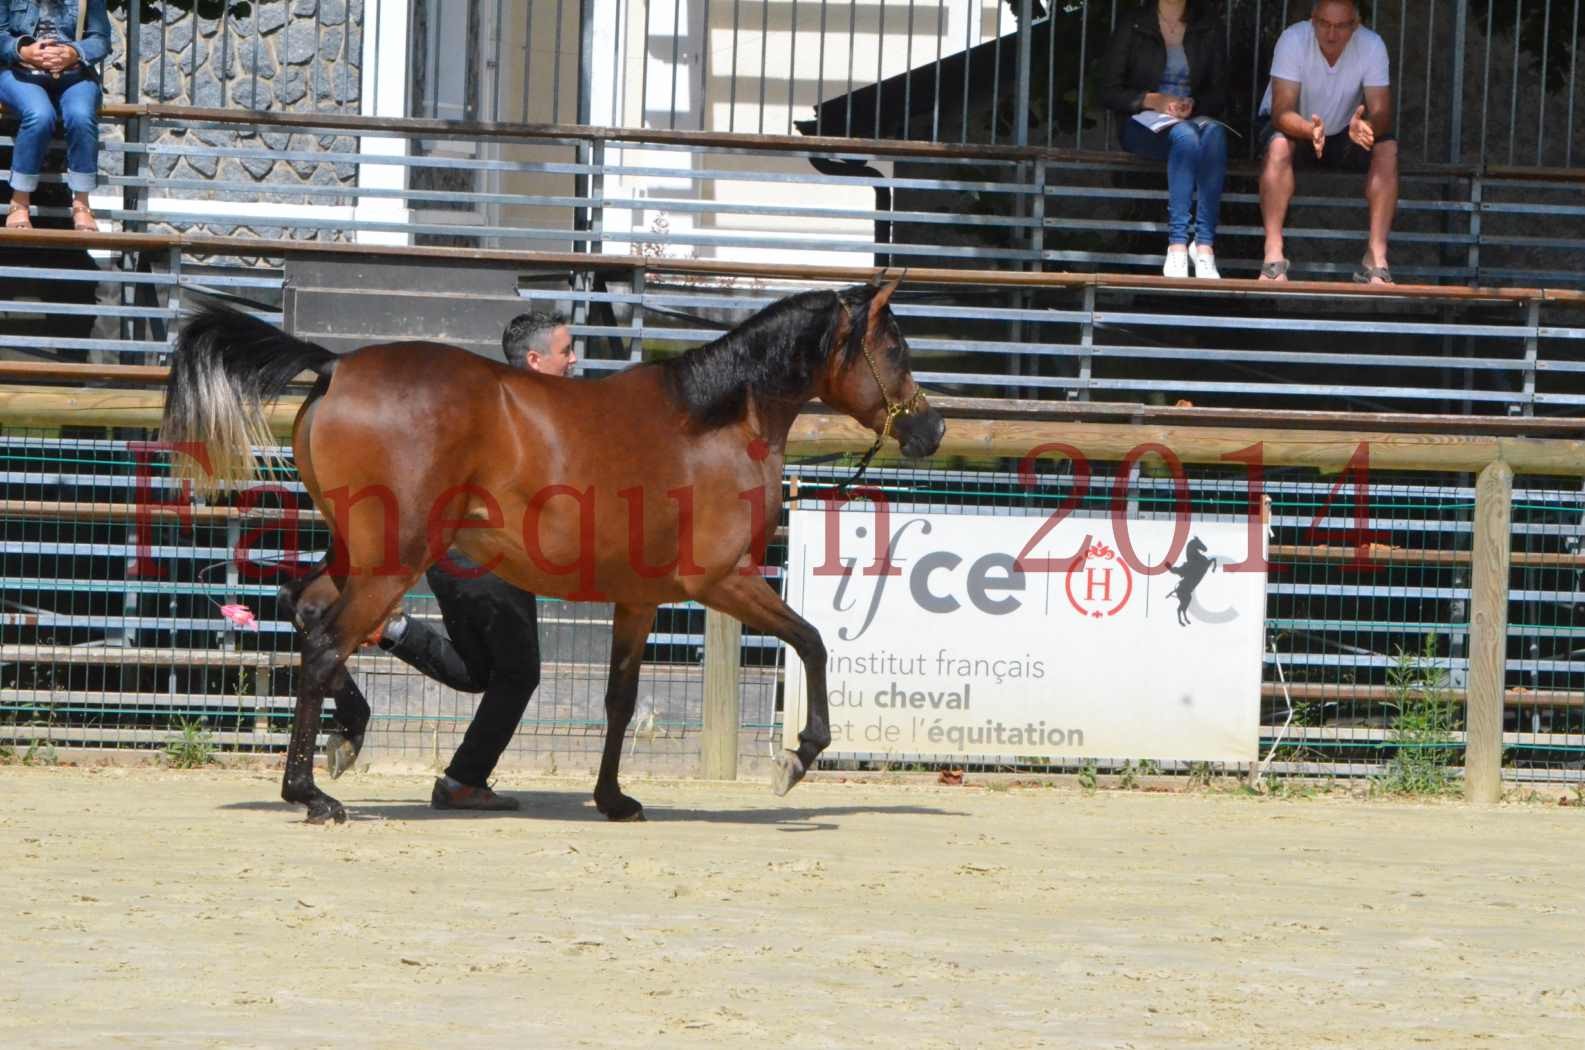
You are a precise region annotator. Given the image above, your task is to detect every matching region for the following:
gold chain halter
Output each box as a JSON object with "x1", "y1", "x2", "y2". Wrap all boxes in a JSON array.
[{"x1": 836, "y1": 323, "x2": 928, "y2": 498}]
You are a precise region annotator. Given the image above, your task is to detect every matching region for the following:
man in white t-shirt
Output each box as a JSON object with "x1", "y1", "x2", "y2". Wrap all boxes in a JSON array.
[{"x1": 1255, "y1": 0, "x2": 1398, "y2": 284}]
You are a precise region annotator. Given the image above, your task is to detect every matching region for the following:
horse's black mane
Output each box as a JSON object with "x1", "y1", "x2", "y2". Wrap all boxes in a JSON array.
[{"x1": 660, "y1": 285, "x2": 896, "y2": 429}]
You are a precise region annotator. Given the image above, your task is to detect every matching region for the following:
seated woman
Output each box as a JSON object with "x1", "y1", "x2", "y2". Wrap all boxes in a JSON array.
[
  {"x1": 0, "y1": 0, "x2": 112, "y2": 230},
  {"x1": 1100, "y1": 0, "x2": 1230, "y2": 279}
]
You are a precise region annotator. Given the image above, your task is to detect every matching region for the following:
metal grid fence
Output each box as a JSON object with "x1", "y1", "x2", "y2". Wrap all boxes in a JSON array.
[{"x1": 3, "y1": 426, "x2": 1581, "y2": 786}]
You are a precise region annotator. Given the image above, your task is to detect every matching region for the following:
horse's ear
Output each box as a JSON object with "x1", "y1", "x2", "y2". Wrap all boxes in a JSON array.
[
  {"x1": 869, "y1": 273, "x2": 903, "y2": 314},
  {"x1": 863, "y1": 274, "x2": 903, "y2": 348}
]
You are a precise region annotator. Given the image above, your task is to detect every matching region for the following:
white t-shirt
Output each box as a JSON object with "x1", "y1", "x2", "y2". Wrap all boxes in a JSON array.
[{"x1": 1258, "y1": 21, "x2": 1391, "y2": 135}]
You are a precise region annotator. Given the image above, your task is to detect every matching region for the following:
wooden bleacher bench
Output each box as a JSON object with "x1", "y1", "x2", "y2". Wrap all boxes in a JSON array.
[
  {"x1": 10, "y1": 100, "x2": 1581, "y2": 191},
  {"x1": 5, "y1": 223, "x2": 1582, "y2": 303},
  {"x1": 102, "y1": 103, "x2": 1548, "y2": 182}
]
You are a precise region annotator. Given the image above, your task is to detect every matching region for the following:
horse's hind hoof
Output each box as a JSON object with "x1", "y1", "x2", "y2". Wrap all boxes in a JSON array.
[
  {"x1": 324, "y1": 731, "x2": 363, "y2": 780},
  {"x1": 305, "y1": 797, "x2": 347, "y2": 825},
  {"x1": 771, "y1": 751, "x2": 806, "y2": 797}
]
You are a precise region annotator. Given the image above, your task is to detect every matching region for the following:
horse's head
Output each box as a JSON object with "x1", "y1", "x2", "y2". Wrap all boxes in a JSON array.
[{"x1": 821, "y1": 277, "x2": 945, "y2": 459}]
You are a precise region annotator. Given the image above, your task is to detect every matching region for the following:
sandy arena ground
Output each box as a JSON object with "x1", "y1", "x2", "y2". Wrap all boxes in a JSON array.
[{"x1": 2, "y1": 766, "x2": 1582, "y2": 1049}]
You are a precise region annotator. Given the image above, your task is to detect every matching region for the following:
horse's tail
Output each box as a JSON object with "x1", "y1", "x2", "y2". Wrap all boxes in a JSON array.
[{"x1": 160, "y1": 299, "x2": 338, "y2": 499}]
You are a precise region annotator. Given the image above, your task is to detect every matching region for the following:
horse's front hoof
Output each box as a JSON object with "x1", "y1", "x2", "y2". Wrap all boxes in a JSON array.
[
  {"x1": 324, "y1": 731, "x2": 363, "y2": 780},
  {"x1": 595, "y1": 793, "x2": 645, "y2": 822},
  {"x1": 771, "y1": 750, "x2": 806, "y2": 797},
  {"x1": 304, "y1": 796, "x2": 347, "y2": 825}
]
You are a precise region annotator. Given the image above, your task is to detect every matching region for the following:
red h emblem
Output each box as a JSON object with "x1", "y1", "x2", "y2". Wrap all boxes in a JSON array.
[{"x1": 1066, "y1": 541, "x2": 1133, "y2": 618}]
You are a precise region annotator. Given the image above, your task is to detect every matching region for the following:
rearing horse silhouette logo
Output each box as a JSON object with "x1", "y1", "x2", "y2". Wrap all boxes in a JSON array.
[{"x1": 1165, "y1": 536, "x2": 1217, "y2": 626}]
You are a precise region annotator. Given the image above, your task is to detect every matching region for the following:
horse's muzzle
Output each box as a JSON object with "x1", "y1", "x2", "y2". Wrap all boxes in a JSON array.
[{"x1": 896, "y1": 407, "x2": 945, "y2": 459}]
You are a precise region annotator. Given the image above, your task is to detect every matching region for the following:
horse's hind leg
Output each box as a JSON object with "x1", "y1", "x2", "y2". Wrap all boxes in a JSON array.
[
  {"x1": 282, "y1": 574, "x2": 417, "y2": 824},
  {"x1": 592, "y1": 603, "x2": 658, "y2": 822},
  {"x1": 698, "y1": 574, "x2": 827, "y2": 796},
  {"x1": 277, "y1": 567, "x2": 369, "y2": 777}
]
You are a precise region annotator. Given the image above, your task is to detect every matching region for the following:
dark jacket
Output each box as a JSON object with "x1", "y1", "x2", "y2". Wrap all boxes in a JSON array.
[{"x1": 1099, "y1": 5, "x2": 1229, "y2": 120}]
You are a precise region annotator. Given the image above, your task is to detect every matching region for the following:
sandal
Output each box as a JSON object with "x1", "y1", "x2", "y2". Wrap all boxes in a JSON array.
[
  {"x1": 4, "y1": 202, "x2": 31, "y2": 230},
  {"x1": 1353, "y1": 262, "x2": 1394, "y2": 285},
  {"x1": 1258, "y1": 259, "x2": 1290, "y2": 281},
  {"x1": 70, "y1": 202, "x2": 98, "y2": 232}
]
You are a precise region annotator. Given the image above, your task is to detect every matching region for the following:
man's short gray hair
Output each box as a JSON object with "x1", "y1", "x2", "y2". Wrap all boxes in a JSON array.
[{"x1": 503, "y1": 311, "x2": 568, "y2": 369}]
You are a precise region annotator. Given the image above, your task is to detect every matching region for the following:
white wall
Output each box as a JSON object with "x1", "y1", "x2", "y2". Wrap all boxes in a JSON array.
[
  {"x1": 588, "y1": 0, "x2": 1000, "y2": 268},
  {"x1": 357, "y1": 0, "x2": 414, "y2": 246}
]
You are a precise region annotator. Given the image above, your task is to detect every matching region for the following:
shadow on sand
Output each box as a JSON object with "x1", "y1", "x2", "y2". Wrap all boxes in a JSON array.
[{"x1": 221, "y1": 790, "x2": 967, "y2": 831}]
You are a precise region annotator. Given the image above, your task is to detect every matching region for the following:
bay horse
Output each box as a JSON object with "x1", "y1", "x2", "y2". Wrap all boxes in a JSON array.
[{"x1": 160, "y1": 279, "x2": 944, "y2": 824}]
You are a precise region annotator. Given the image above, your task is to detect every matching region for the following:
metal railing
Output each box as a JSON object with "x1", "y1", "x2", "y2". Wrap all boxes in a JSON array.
[{"x1": 5, "y1": 227, "x2": 1585, "y2": 418}]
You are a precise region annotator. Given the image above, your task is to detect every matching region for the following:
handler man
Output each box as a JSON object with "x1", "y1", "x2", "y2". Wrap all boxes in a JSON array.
[{"x1": 334, "y1": 312, "x2": 577, "y2": 810}]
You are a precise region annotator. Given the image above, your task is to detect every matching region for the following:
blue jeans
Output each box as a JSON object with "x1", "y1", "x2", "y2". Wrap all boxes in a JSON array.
[
  {"x1": 1119, "y1": 118, "x2": 1227, "y2": 247},
  {"x1": 0, "y1": 66, "x2": 102, "y2": 193}
]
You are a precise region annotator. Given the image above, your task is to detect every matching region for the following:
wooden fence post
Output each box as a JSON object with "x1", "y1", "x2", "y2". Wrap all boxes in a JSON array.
[
  {"x1": 1465, "y1": 460, "x2": 1513, "y2": 803},
  {"x1": 702, "y1": 609, "x2": 742, "y2": 780}
]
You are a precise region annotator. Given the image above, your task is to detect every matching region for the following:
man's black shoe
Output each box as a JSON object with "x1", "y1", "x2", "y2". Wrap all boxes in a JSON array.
[{"x1": 431, "y1": 777, "x2": 520, "y2": 811}]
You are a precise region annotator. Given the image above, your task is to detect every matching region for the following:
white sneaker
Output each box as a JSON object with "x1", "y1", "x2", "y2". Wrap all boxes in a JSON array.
[
  {"x1": 1163, "y1": 250, "x2": 1190, "y2": 278},
  {"x1": 1192, "y1": 249, "x2": 1220, "y2": 280}
]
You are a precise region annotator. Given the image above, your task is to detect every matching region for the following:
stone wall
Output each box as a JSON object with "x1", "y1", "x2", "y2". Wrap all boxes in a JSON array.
[{"x1": 101, "y1": 1, "x2": 367, "y2": 239}]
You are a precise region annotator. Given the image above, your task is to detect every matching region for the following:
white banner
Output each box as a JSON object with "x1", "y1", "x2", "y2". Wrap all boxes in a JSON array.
[{"x1": 781, "y1": 506, "x2": 1267, "y2": 763}]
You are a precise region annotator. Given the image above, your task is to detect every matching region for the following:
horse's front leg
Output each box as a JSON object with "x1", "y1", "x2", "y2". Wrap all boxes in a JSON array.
[
  {"x1": 323, "y1": 677, "x2": 372, "y2": 780},
  {"x1": 593, "y1": 603, "x2": 659, "y2": 821},
  {"x1": 699, "y1": 573, "x2": 827, "y2": 796}
]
